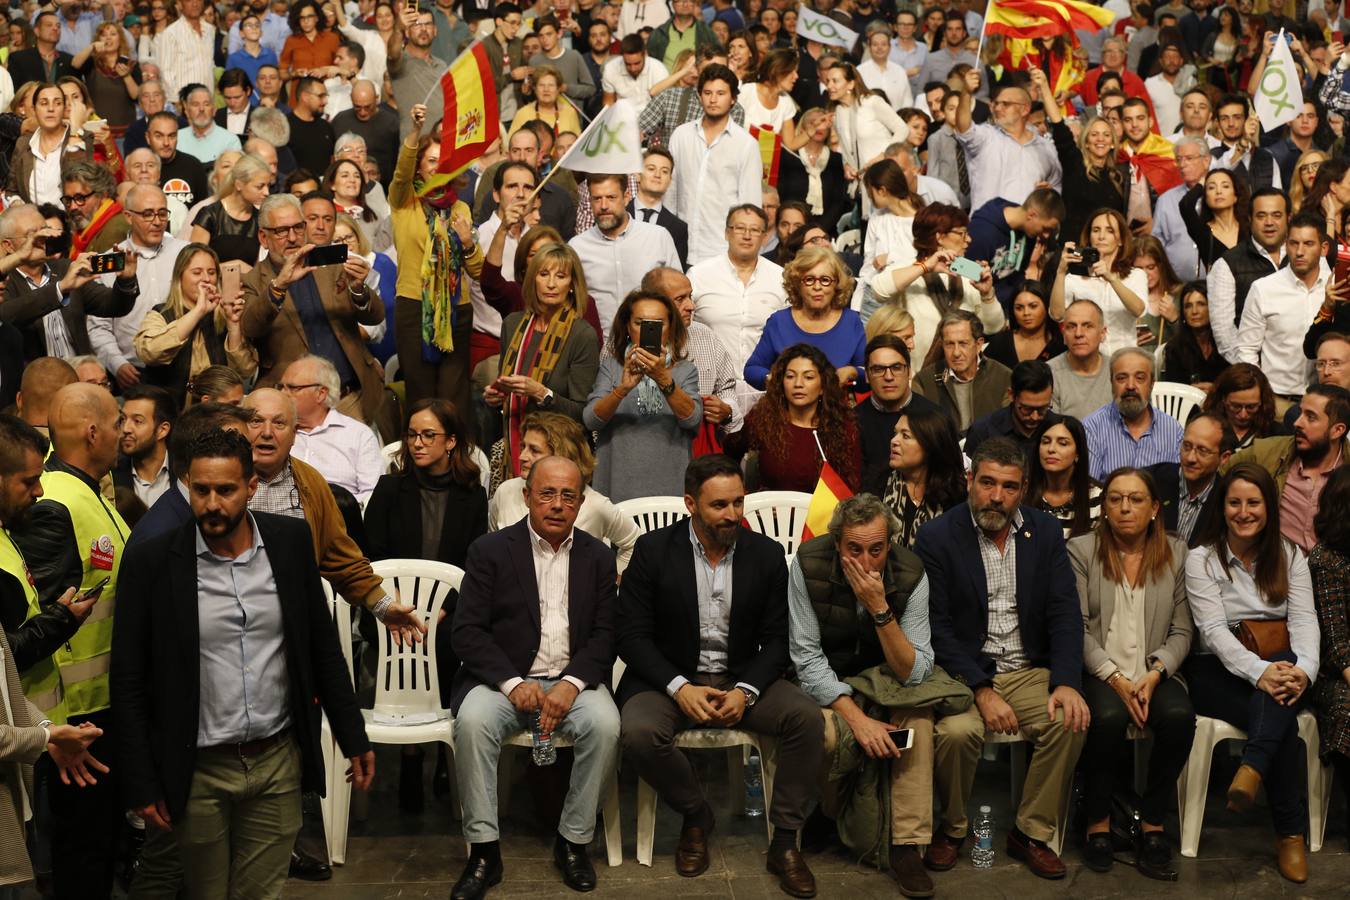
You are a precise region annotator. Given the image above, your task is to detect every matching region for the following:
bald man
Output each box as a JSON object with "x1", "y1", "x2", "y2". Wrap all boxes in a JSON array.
[
  {"x1": 15, "y1": 357, "x2": 78, "y2": 432},
  {"x1": 122, "y1": 147, "x2": 191, "y2": 234},
  {"x1": 9, "y1": 382, "x2": 128, "y2": 898},
  {"x1": 330, "y1": 79, "x2": 400, "y2": 189},
  {"x1": 952, "y1": 80, "x2": 1062, "y2": 211}
]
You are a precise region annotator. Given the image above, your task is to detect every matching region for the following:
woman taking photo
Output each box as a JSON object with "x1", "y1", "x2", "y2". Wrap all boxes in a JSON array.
[
  {"x1": 725, "y1": 342, "x2": 861, "y2": 493},
  {"x1": 73, "y1": 22, "x2": 140, "y2": 131},
  {"x1": 583, "y1": 290, "x2": 701, "y2": 502},
  {"x1": 877, "y1": 404, "x2": 966, "y2": 545},
  {"x1": 324, "y1": 157, "x2": 377, "y2": 224},
  {"x1": 1134, "y1": 235, "x2": 1182, "y2": 350},
  {"x1": 281, "y1": 0, "x2": 340, "y2": 103},
  {"x1": 1070, "y1": 467, "x2": 1195, "y2": 881},
  {"x1": 739, "y1": 49, "x2": 806, "y2": 151},
  {"x1": 488, "y1": 410, "x2": 642, "y2": 572},
  {"x1": 1162, "y1": 281, "x2": 1229, "y2": 389},
  {"x1": 1181, "y1": 167, "x2": 1249, "y2": 270},
  {"x1": 189, "y1": 153, "x2": 271, "y2": 265},
  {"x1": 134, "y1": 243, "x2": 255, "y2": 406},
  {"x1": 1051, "y1": 208, "x2": 1147, "y2": 357},
  {"x1": 1027, "y1": 415, "x2": 1101, "y2": 538},
  {"x1": 488, "y1": 242, "x2": 600, "y2": 484},
  {"x1": 509, "y1": 66, "x2": 581, "y2": 138},
  {"x1": 776, "y1": 106, "x2": 851, "y2": 230},
  {"x1": 1186, "y1": 464, "x2": 1320, "y2": 883},
  {"x1": 984, "y1": 283, "x2": 1066, "y2": 370},
  {"x1": 1202, "y1": 363, "x2": 1286, "y2": 450},
  {"x1": 823, "y1": 60, "x2": 908, "y2": 208},
  {"x1": 1310, "y1": 467, "x2": 1350, "y2": 846},
  {"x1": 745, "y1": 246, "x2": 866, "y2": 390}
]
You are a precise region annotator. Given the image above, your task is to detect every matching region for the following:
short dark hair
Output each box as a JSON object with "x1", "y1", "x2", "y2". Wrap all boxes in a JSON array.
[
  {"x1": 1188, "y1": 411, "x2": 1238, "y2": 455},
  {"x1": 619, "y1": 33, "x2": 644, "y2": 55},
  {"x1": 1217, "y1": 92, "x2": 1249, "y2": 115},
  {"x1": 684, "y1": 453, "x2": 743, "y2": 497},
  {"x1": 697, "y1": 63, "x2": 738, "y2": 96},
  {"x1": 340, "y1": 39, "x2": 366, "y2": 69},
  {"x1": 283, "y1": 168, "x2": 320, "y2": 191},
  {"x1": 295, "y1": 75, "x2": 324, "y2": 97},
  {"x1": 0, "y1": 413, "x2": 49, "y2": 476},
  {"x1": 1010, "y1": 359, "x2": 1054, "y2": 397},
  {"x1": 643, "y1": 145, "x2": 674, "y2": 167},
  {"x1": 186, "y1": 428, "x2": 254, "y2": 479},
  {"x1": 585, "y1": 172, "x2": 628, "y2": 193},
  {"x1": 1249, "y1": 186, "x2": 1289, "y2": 214},
  {"x1": 1288, "y1": 209, "x2": 1329, "y2": 245},
  {"x1": 535, "y1": 14, "x2": 560, "y2": 32},
  {"x1": 218, "y1": 67, "x2": 252, "y2": 93},
  {"x1": 1121, "y1": 96, "x2": 1150, "y2": 116},
  {"x1": 494, "y1": 160, "x2": 536, "y2": 193},
  {"x1": 1023, "y1": 187, "x2": 1066, "y2": 223},
  {"x1": 725, "y1": 203, "x2": 767, "y2": 227},
  {"x1": 121, "y1": 384, "x2": 179, "y2": 430},
  {"x1": 865, "y1": 333, "x2": 911, "y2": 366},
  {"x1": 147, "y1": 110, "x2": 179, "y2": 131},
  {"x1": 969, "y1": 436, "x2": 1027, "y2": 478},
  {"x1": 299, "y1": 189, "x2": 336, "y2": 210},
  {"x1": 494, "y1": 2, "x2": 522, "y2": 19},
  {"x1": 1305, "y1": 383, "x2": 1350, "y2": 428},
  {"x1": 169, "y1": 403, "x2": 252, "y2": 480}
]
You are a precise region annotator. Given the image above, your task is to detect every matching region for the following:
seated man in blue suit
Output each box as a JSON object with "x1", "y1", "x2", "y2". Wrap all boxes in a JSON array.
[
  {"x1": 913, "y1": 436, "x2": 1089, "y2": 881},
  {"x1": 450, "y1": 456, "x2": 620, "y2": 900}
]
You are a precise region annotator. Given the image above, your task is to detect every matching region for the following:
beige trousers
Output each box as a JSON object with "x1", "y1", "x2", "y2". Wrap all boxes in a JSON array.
[{"x1": 821, "y1": 707, "x2": 935, "y2": 845}]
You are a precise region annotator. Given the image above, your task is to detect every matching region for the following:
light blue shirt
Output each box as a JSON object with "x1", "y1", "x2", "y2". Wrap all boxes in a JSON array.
[
  {"x1": 195, "y1": 513, "x2": 292, "y2": 747},
  {"x1": 227, "y1": 11, "x2": 290, "y2": 58},
  {"x1": 176, "y1": 124, "x2": 242, "y2": 165},
  {"x1": 1151, "y1": 182, "x2": 1202, "y2": 282},
  {"x1": 53, "y1": 12, "x2": 100, "y2": 56},
  {"x1": 1082, "y1": 402, "x2": 1184, "y2": 481}
]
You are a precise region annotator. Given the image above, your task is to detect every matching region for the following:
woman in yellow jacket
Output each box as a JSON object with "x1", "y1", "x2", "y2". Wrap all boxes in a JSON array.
[{"x1": 391, "y1": 102, "x2": 484, "y2": 416}]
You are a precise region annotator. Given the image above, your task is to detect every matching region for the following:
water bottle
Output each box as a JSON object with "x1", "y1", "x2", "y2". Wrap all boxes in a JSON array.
[
  {"x1": 744, "y1": 750, "x2": 765, "y2": 817},
  {"x1": 531, "y1": 711, "x2": 556, "y2": 766},
  {"x1": 971, "y1": 805, "x2": 996, "y2": 868}
]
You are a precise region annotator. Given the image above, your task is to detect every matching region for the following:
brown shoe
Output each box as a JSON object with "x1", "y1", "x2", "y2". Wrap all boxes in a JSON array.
[
  {"x1": 1227, "y1": 764, "x2": 1263, "y2": 813},
  {"x1": 766, "y1": 846, "x2": 816, "y2": 898},
  {"x1": 1277, "y1": 835, "x2": 1308, "y2": 883},
  {"x1": 1006, "y1": 828, "x2": 1066, "y2": 880},
  {"x1": 922, "y1": 831, "x2": 964, "y2": 871},
  {"x1": 675, "y1": 823, "x2": 712, "y2": 877},
  {"x1": 889, "y1": 844, "x2": 935, "y2": 898}
]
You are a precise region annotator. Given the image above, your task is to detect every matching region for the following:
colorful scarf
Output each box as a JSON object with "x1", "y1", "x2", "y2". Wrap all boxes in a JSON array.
[
  {"x1": 632, "y1": 349, "x2": 674, "y2": 417},
  {"x1": 72, "y1": 198, "x2": 123, "y2": 257},
  {"x1": 501, "y1": 306, "x2": 577, "y2": 477},
  {"x1": 417, "y1": 183, "x2": 467, "y2": 362}
]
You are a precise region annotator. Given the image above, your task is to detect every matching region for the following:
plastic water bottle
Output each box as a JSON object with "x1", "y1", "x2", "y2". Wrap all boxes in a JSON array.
[
  {"x1": 745, "y1": 750, "x2": 765, "y2": 817},
  {"x1": 971, "y1": 805, "x2": 996, "y2": 868},
  {"x1": 531, "y1": 711, "x2": 556, "y2": 766}
]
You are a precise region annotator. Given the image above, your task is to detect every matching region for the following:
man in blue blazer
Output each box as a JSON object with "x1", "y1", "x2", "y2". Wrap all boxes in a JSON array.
[{"x1": 913, "y1": 437, "x2": 1089, "y2": 881}]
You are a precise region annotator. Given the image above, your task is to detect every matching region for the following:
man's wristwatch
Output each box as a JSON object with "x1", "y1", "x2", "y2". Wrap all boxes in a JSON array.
[
  {"x1": 538, "y1": 388, "x2": 555, "y2": 409},
  {"x1": 871, "y1": 607, "x2": 895, "y2": 628},
  {"x1": 736, "y1": 686, "x2": 757, "y2": 708}
]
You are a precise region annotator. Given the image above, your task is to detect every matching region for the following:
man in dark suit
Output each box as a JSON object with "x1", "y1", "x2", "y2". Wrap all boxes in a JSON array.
[
  {"x1": 963, "y1": 360, "x2": 1056, "y2": 462},
  {"x1": 629, "y1": 146, "x2": 690, "y2": 269},
  {"x1": 0, "y1": 204, "x2": 139, "y2": 363},
  {"x1": 449, "y1": 455, "x2": 620, "y2": 899},
  {"x1": 1145, "y1": 411, "x2": 1234, "y2": 544},
  {"x1": 111, "y1": 428, "x2": 373, "y2": 897},
  {"x1": 914, "y1": 437, "x2": 1088, "y2": 880},
  {"x1": 617, "y1": 455, "x2": 823, "y2": 897},
  {"x1": 7, "y1": 12, "x2": 76, "y2": 88}
]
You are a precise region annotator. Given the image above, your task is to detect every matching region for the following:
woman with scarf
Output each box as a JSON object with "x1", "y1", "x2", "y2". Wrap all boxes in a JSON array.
[
  {"x1": 487, "y1": 242, "x2": 600, "y2": 490},
  {"x1": 775, "y1": 106, "x2": 851, "y2": 232},
  {"x1": 391, "y1": 102, "x2": 483, "y2": 416}
]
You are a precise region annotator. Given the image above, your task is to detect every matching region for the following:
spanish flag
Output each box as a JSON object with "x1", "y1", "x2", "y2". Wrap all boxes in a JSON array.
[
  {"x1": 984, "y1": 0, "x2": 1114, "y2": 41},
  {"x1": 749, "y1": 125, "x2": 783, "y2": 187},
  {"x1": 433, "y1": 40, "x2": 499, "y2": 183},
  {"x1": 1119, "y1": 132, "x2": 1183, "y2": 196},
  {"x1": 801, "y1": 462, "x2": 854, "y2": 541}
]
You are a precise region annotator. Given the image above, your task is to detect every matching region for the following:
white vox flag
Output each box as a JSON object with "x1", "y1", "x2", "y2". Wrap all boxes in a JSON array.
[
  {"x1": 1255, "y1": 30, "x2": 1303, "y2": 131},
  {"x1": 556, "y1": 99, "x2": 642, "y2": 175},
  {"x1": 796, "y1": 7, "x2": 860, "y2": 50}
]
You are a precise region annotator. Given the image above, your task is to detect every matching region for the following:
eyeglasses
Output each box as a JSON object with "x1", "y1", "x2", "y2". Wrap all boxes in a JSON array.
[
  {"x1": 729, "y1": 224, "x2": 764, "y2": 236},
  {"x1": 1224, "y1": 399, "x2": 1262, "y2": 413},
  {"x1": 804, "y1": 234, "x2": 831, "y2": 245},
  {"x1": 532, "y1": 488, "x2": 581, "y2": 506},
  {"x1": 867, "y1": 363, "x2": 908, "y2": 378},
  {"x1": 61, "y1": 190, "x2": 94, "y2": 206},
  {"x1": 406, "y1": 429, "x2": 447, "y2": 444},
  {"x1": 1106, "y1": 492, "x2": 1151, "y2": 507},
  {"x1": 126, "y1": 208, "x2": 170, "y2": 221},
  {"x1": 1316, "y1": 358, "x2": 1347, "y2": 371},
  {"x1": 800, "y1": 275, "x2": 836, "y2": 287},
  {"x1": 1181, "y1": 440, "x2": 1218, "y2": 458},
  {"x1": 263, "y1": 223, "x2": 305, "y2": 236},
  {"x1": 1013, "y1": 401, "x2": 1052, "y2": 418},
  {"x1": 278, "y1": 382, "x2": 323, "y2": 393}
]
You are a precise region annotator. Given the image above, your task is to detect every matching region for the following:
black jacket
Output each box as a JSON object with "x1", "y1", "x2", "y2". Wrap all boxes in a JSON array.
[
  {"x1": 777, "y1": 148, "x2": 852, "y2": 235},
  {"x1": 111, "y1": 513, "x2": 370, "y2": 817},
  {"x1": 0, "y1": 259, "x2": 139, "y2": 362},
  {"x1": 7, "y1": 48, "x2": 76, "y2": 87},
  {"x1": 364, "y1": 472, "x2": 487, "y2": 566},
  {"x1": 0, "y1": 320, "x2": 21, "y2": 410},
  {"x1": 627, "y1": 201, "x2": 689, "y2": 270},
  {"x1": 616, "y1": 521, "x2": 789, "y2": 707}
]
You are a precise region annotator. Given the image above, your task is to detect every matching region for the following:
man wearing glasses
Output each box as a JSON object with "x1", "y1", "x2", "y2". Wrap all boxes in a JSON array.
[
  {"x1": 279, "y1": 354, "x2": 385, "y2": 504},
  {"x1": 952, "y1": 79, "x2": 1062, "y2": 214},
  {"x1": 964, "y1": 360, "x2": 1054, "y2": 463},
  {"x1": 59, "y1": 160, "x2": 128, "y2": 256},
  {"x1": 855, "y1": 333, "x2": 939, "y2": 494},
  {"x1": 1151, "y1": 135, "x2": 1211, "y2": 282}
]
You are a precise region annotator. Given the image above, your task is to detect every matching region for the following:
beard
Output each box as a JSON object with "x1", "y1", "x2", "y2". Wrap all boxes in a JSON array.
[
  {"x1": 970, "y1": 498, "x2": 1012, "y2": 533},
  {"x1": 197, "y1": 505, "x2": 247, "y2": 538},
  {"x1": 698, "y1": 516, "x2": 740, "y2": 550},
  {"x1": 1117, "y1": 391, "x2": 1147, "y2": 419},
  {"x1": 0, "y1": 498, "x2": 32, "y2": 530},
  {"x1": 1296, "y1": 430, "x2": 1331, "y2": 462}
]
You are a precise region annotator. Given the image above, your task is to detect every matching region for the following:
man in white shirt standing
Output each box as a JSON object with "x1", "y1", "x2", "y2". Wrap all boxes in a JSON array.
[
  {"x1": 569, "y1": 173, "x2": 681, "y2": 342},
  {"x1": 602, "y1": 34, "x2": 668, "y2": 112},
  {"x1": 155, "y1": 0, "x2": 216, "y2": 102},
  {"x1": 88, "y1": 184, "x2": 188, "y2": 390},
  {"x1": 279, "y1": 355, "x2": 385, "y2": 504},
  {"x1": 1236, "y1": 213, "x2": 1331, "y2": 415},
  {"x1": 1145, "y1": 41, "x2": 1186, "y2": 136},
  {"x1": 668, "y1": 64, "x2": 764, "y2": 266},
  {"x1": 857, "y1": 22, "x2": 913, "y2": 109}
]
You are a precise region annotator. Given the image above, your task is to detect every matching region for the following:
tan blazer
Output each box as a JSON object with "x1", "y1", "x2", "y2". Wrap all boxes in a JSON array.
[
  {"x1": 0, "y1": 627, "x2": 48, "y2": 888},
  {"x1": 1068, "y1": 532, "x2": 1195, "y2": 681}
]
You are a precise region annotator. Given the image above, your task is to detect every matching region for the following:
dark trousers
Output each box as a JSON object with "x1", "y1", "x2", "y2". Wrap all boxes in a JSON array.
[
  {"x1": 1185, "y1": 651, "x2": 1308, "y2": 836},
  {"x1": 1081, "y1": 675, "x2": 1196, "y2": 824},
  {"x1": 619, "y1": 676, "x2": 824, "y2": 831},
  {"x1": 47, "y1": 709, "x2": 121, "y2": 899},
  {"x1": 394, "y1": 297, "x2": 474, "y2": 439}
]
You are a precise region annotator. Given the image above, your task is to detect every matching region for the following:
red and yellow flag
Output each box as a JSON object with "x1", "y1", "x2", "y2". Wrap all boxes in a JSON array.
[
  {"x1": 1119, "y1": 132, "x2": 1183, "y2": 196},
  {"x1": 434, "y1": 41, "x2": 499, "y2": 183},
  {"x1": 749, "y1": 126, "x2": 783, "y2": 187},
  {"x1": 801, "y1": 462, "x2": 853, "y2": 541},
  {"x1": 984, "y1": 0, "x2": 1114, "y2": 41}
]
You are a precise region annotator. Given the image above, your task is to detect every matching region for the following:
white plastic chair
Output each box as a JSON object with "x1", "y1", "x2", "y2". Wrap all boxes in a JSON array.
[
  {"x1": 743, "y1": 491, "x2": 812, "y2": 557},
  {"x1": 317, "y1": 579, "x2": 356, "y2": 865},
  {"x1": 983, "y1": 730, "x2": 1071, "y2": 856},
  {"x1": 380, "y1": 441, "x2": 401, "y2": 473},
  {"x1": 1176, "y1": 711, "x2": 1330, "y2": 858},
  {"x1": 1151, "y1": 382, "x2": 1206, "y2": 426},
  {"x1": 614, "y1": 495, "x2": 689, "y2": 535},
  {"x1": 384, "y1": 353, "x2": 400, "y2": 385}
]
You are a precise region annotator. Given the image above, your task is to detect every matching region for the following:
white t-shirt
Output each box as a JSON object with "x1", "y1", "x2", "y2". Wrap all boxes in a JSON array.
[
  {"x1": 736, "y1": 83, "x2": 799, "y2": 134},
  {"x1": 601, "y1": 55, "x2": 669, "y2": 112}
]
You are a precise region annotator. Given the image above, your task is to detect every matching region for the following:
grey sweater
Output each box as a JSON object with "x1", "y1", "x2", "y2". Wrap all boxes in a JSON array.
[{"x1": 529, "y1": 48, "x2": 596, "y2": 101}]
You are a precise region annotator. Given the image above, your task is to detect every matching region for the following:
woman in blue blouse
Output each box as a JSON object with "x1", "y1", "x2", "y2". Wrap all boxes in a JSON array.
[{"x1": 744, "y1": 245, "x2": 867, "y2": 390}]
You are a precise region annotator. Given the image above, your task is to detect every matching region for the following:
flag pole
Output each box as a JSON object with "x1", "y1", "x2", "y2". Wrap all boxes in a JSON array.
[
  {"x1": 421, "y1": 38, "x2": 486, "y2": 109},
  {"x1": 525, "y1": 104, "x2": 609, "y2": 203}
]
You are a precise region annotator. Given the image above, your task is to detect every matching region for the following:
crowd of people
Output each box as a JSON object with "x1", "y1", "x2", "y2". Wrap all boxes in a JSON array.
[{"x1": 5, "y1": 0, "x2": 1350, "y2": 898}]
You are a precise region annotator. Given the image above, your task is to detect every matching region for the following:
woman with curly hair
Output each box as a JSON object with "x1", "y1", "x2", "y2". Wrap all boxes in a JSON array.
[
  {"x1": 1202, "y1": 362, "x2": 1286, "y2": 451},
  {"x1": 1181, "y1": 167, "x2": 1249, "y2": 270},
  {"x1": 877, "y1": 403, "x2": 965, "y2": 546},
  {"x1": 725, "y1": 342, "x2": 862, "y2": 493}
]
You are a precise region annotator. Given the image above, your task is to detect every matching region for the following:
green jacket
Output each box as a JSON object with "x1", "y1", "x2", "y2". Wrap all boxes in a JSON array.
[
  {"x1": 645, "y1": 18, "x2": 718, "y2": 68},
  {"x1": 1223, "y1": 435, "x2": 1350, "y2": 493}
]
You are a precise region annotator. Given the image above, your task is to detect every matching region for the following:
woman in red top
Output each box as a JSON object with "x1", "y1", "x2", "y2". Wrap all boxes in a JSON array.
[{"x1": 281, "y1": 1, "x2": 341, "y2": 103}]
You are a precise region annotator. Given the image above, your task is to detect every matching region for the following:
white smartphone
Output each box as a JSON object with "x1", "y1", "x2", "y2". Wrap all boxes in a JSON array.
[{"x1": 887, "y1": 728, "x2": 915, "y2": 751}]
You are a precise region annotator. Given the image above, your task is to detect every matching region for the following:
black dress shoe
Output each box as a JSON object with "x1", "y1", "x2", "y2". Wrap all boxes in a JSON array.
[
  {"x1": 288, "y1": 851, "x2": 332, "y2": 881},
  {"x1": 1135, "y1": 831, "x2": 1178, "y2": 882},
  {"x1": 451, "y1": 854, "x2": 503, "y2": 900},
  {"x1": 553, "y1": 835, "x2": 597, "y2": 892},
  {"x1": 1082, "y1": 832, "x2": 1113, "y2": 873}
]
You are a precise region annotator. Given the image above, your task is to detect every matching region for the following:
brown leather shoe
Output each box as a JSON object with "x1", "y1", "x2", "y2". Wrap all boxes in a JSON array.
[
  {"x1": 922, "y1": 832, "x2": 964, "y2": 871},
  {"x1": 675, "y1": 823, "x2": 712, "y2": 877},
  {"x1": 1277, "y1": 835, "x2": 1308, "y2": 883},
  {"x1": 889, "y1": 844, "x2": 936, "y2": 898},
  {"x1": 1006, "y1": 828, "x2": 1067, "y2": 880},
  {"x1": 1227, "y1": 764, "x2": 1263, "y2": 813},
  {"x1": 766, "y1": 846, "x2": 817, "y2": 898}
]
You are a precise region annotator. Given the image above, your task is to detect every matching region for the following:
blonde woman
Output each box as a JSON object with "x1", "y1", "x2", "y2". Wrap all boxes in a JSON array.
[
  {"x1": 864, "y1": 303, "x2": 917, "y2": 358},
  {"x1": 189, "y1": 153, "x2": 271, "y2": 264},
  {"x1": 134, "y1": 242, "x2": 256, "y2": 406},
  {"x1": 1035, "y1": 66, "x2": 1126, "y2": 247},
  {"x1": 1290, "y1": 149, "x2": 1326, "y2": 213},
  {"x1": 508, "y1": 65, "x2": 581, "y2": 138}
]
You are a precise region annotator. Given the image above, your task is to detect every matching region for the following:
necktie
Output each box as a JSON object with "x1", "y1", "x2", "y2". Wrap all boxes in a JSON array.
[
  {"x1": 956, "y1": 142, "x2": 970, "y2": 200},
  {"x1": 641, "y1": 208, "x2": 655, "y2": 222}
]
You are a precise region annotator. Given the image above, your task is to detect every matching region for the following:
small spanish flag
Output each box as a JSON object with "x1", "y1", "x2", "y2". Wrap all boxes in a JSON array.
[
  {"x1": 431, "y1": 40, "x2": 499, "y2": 186},
  {"x1": 749, "y1": 125, "x2": 783, "y2": 188},
  {"x1": 801, "y1": 462, "x2": 854, "y2": 541}
]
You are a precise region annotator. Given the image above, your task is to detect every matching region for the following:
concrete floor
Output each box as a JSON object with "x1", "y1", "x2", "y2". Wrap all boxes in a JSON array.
[{"x1": 277, "y1": 741, "x2": 1350, "y2": 900}]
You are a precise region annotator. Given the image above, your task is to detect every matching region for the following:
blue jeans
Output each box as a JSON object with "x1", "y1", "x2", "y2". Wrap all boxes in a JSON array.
[{"x1": 453, "y1": 681, "x2": 620, "y2": 844}]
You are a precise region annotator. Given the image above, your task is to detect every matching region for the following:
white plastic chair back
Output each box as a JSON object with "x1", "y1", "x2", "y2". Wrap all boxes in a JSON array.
[
  {"x1": 368, "y1": 559, "x2": 463, "y2": 720},
  {"x1": 380, "y1": 441, "x2": 401, "y2": 473},
  {"x1": 742, "y1": 491, "x2": 812, "y2": 557},
  {"x1": 1151, "y1": 382, "x2": 1205, "y2": 426},
  {"x1": 615, "y1": 496, "x2": 689, "y2": 535},
  {"x1": 384, "y1": 353, "x2": 400, "y2": 385}
]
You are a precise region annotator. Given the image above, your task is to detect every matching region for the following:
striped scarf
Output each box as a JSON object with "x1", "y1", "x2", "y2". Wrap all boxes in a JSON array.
[
  {"x1": 501, "y1": 306, "x2": 577, "y2": 477},
  {"x1": 418, "y1": 201, "x2": 468, "y2": 362}
]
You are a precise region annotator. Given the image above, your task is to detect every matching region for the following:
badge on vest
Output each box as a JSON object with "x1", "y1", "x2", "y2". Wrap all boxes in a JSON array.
[{"x1": 90, "y1": 535, "x2": 115, "y2": 571}]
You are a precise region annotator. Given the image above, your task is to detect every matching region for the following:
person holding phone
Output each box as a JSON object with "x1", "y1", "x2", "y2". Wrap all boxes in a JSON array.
[{"x1": 1050, "y1": 208, "x2": 1148, "y2": 358}]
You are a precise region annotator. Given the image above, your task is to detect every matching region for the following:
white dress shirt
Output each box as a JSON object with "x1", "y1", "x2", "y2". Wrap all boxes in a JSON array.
[
  {"x1": 916, "y1": 174, "x2": 959, "y2": 206},
  {"x1": 569, "y1": 216, "x2": 681, "y2": 342},
  {"x1": 956, "y1": 121, "x2": 1063, "y2": 211},
  {"x1": 1145, "y1": 72, "x2": 1183, "y2": 135},
  {"x1": 601, "y1": 56, "x2": 668, "y2": 112},
  {"x1": 89, "y1": 235, "x2": 190, "y2": 374},
  {"x1": 689, "y1": 253, "x2": 788, "y2": 402},
  {"x1": 500, "y1": 520, "x2": 587, "y2": 697},
  {"x1": 857, "y1": 57, "x2": 914, "y2": 109},
  {"x1": 1234, "y1": 261, "x2": 1329, "y2": 396},
  {"x1": 468, "y1": 212, "x2": 514, "y2": 340},
  {"x1": 27, "y1": 129, "x2": 72, "y2": 207},
  {"x1": 668, "y1": 117, "x2": 764, "y2": 265},
  {"x1": 1206, "y1": 240, "x2": 1285, "y2": 361},
  {"x1": 156, "y1": 18, "x2": 218, "y2": 102},
  {"x1": 291, "y1": 407, "x2": 386, "y2": 503}
]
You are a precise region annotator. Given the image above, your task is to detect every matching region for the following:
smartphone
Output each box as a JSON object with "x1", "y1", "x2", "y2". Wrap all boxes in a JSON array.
[
  {"x1": 43, "y1": 228, "x2": 70, "y2": 259},
  {"x1": 88, "y1": 251, "x2": 126, "y2": 274},
  {"x1": 1136, "y1": 321, "x2": 1153, "y2": 345},
  {"x1": 638, "y1": 318, "x2": 663, "y2": 355},
  {"x1": 116, "y1": 55, "x2": 130, "y2": 66},
  {"x1": 305, "y1": 243, "x2": 349, "y2": 267},
  {"x1": 886, "y1": 728, "x2": 915, "y2": 751},
  {"x1": 1336, "y1": 31, "x2": 1345, "y2": 44},
  {"x1": 82, "y1": 577, "x2": 111, "y2": 601},
  {"x1": 220, "y1": 260, "x2": 244, "y2": 300},
  {"x1": 403, "y1": 0, "x2": 417, "y2": 12},
  {"x1": 948, "y1": 256, "x2": 983, "y2": 281},
  {"x1": 1336, "y1": 248, "x2": 1350, "y2": 287}
]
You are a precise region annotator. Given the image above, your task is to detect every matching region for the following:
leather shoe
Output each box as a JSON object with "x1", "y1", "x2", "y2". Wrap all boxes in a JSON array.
[
  {"x1": 1277, "y1": 834, "x2": 1308, "y2": 883},
  {"x1": 1082, "y1": 832, "x2": 1113, "y2": 873},
  {"x1": 1006, "y1": 828, "x2": 1066, "y2": 880},
  {"x1": 765, "y1": 846, "x2": 816, "y2": 898},
  {"x1": 1136, "y1": 831, "x2": 1177, "y2": 882},
  {"x1": 451, "y1": 853, "x2": 503, "y2": 900},
  {"x1": 287, "y1": 851, "x2": 332, "y2": 881},
  {"x1": 922, "y1": 832, "x2": 964, "y2": 871},
  {"x1": 1228, "y1": 764, "x2": 1262, "y2": 813},
  {"x1": 888, "y1": 844, "x2": 934, "y2": 898},
  {"x1": 675, "y1": 822, "x2": 713, "y2": 877},
  {"x1": 553, "y1": 836, "x2": 597, "y2": 892}
]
